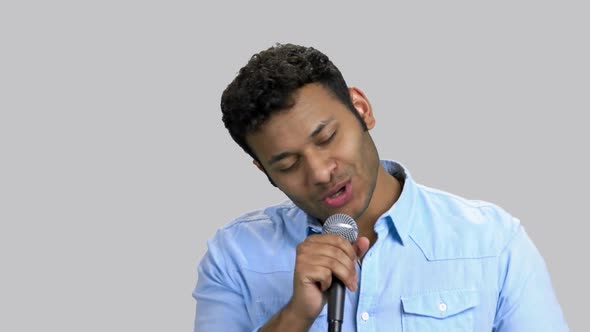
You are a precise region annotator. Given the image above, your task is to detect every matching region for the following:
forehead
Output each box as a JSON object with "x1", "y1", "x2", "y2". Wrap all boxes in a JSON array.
[{"x1": 246, "y1": 84, "x2": 350, "y2": 160}]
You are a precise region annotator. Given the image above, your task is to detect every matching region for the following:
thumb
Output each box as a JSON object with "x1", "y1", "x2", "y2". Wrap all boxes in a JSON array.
[{"x1": 353, "y1": 236, "x2": 370, "y2": 259}]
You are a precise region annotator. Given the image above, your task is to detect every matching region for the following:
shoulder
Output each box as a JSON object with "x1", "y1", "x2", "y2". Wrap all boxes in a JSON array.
[
  {"x1": 205, "y1": 200, "x2": 304, "y2": 269},
  {"x1": 217, "y1": 200, "x2": 298, "y2": 238},
  {"x1": 409, "y1": 184, "x2": 521, "y2": 260}
]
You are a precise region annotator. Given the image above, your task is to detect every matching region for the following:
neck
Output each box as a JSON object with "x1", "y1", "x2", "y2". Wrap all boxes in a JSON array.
[{"x1": 356, "y1": 165, "x2": 401, "y2": 246}]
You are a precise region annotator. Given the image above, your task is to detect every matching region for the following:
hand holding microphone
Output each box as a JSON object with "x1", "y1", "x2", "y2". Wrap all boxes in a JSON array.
[
  {"x1": 280, "y1": 214, "x2": 369, "y2": 332},
  {"x1": 322, "y1": 214, "x2": 363, "y2": 332}
]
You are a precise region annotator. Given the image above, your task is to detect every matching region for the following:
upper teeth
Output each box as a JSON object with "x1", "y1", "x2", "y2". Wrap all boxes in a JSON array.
[{"x1": 331, "y1": 187, "x2": 345, "y2": 198}]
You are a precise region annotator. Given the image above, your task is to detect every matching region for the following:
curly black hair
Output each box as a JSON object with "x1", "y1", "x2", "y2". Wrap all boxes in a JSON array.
[{"x1": 221, "y1": 43, "x2": 367, "y2": 161}]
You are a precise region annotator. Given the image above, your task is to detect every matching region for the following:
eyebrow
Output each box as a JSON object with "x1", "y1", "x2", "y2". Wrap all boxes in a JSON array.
[
  {"x1": 309, "y1": 117, "x2": 334, "y2": 138},
  {"x1": 267, "y1": 117, "x2": 334, "y2": 166}
]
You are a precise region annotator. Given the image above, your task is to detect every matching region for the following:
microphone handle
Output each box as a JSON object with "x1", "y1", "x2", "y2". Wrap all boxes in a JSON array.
[
  {"x1": 327, "y1": 278, "x2": 345, "y2": 332},
  {"x1": 328, "y1": 320, "x2": 342, "y2": 332},
  {"x1": 328, "y1": 321, "x2": 342, "y2": 332}
]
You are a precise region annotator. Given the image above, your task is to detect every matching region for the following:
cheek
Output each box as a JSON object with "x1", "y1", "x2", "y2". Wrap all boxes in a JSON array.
[
  {"x1": 330, "y1": 134, "x2": 358, "y2": 162},
  {"x1": 278, "y1": 178, "x2": 320, "y2": 210},
  {"x1": 339, "y1": 132, "x2": 369, "y2": 166}
]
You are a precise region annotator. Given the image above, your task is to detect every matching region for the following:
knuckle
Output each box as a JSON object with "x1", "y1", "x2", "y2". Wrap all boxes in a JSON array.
[
  {"x1": 336, "y1": 249, "x2": 352, "y2": 265},
  {"x1": 348, "y1": 259, "x2": 356, "y2": 270},
  {"x1": 327, "y1": 259, "x2": 338, "y2": 271},
  {"x1": 296, "y1": 241, "x2": 309, "y2": 253}
]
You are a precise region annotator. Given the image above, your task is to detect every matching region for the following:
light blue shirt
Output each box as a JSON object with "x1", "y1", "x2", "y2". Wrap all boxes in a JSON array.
[{"x1": 193, "y1": 160, "x2": 568, "y2": 331}]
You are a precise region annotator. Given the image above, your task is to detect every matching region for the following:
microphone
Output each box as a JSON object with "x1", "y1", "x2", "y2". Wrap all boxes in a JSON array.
[{"x1": 322, "y1": 214, "x2": 358, "y2": 332}]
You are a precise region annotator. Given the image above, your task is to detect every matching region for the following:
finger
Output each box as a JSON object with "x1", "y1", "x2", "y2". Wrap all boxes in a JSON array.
[
  {"x1": 295, "y1": 264, "x2": 333, "y2": 292},
  {"x1": 306, "y1": 234, "x2": 357, "y2": 261},
  {"x1": 297, "y1": 253, "x2": 357, "y2": 291},
  {"x1": 298, "y1": 235, "x2": 358, "y2": 290},
  {"x1": 298, "y1": 240, "x2": 357, "y2": 278},
  {"x1": 353, "y1": 236, "x2": 370, "y2": 259}
]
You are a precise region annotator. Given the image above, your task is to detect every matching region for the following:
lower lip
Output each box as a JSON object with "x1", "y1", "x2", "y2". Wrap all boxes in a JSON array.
[{"x1": 323, "y1": 182, "x2": 352, "y2": 208}]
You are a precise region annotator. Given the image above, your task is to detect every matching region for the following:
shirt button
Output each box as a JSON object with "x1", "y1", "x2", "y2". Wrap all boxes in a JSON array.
[
  {"x1": 438, "y1": 302, "x2": 448, "y2": 312},
  {"x1": 361, "y1": 312, "x2": 370, "y2": 321}
]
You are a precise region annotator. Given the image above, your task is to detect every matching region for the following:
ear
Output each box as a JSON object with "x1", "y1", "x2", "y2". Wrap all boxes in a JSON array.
[{"x1": 349, "y1": 87, "x2": 375, "y2": 130}]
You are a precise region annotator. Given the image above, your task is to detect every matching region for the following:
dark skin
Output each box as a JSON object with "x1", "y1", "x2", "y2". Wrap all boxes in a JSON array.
[{"x1": 246, "y1": 83, "x2": 401, "y2": 331}]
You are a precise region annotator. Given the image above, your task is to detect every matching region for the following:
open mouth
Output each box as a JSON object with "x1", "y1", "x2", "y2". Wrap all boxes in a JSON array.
[
  {"x1": 330, "y1": 186, "x2": 346, "y2": 198},
  {"x1": 323, "y1": 181, "x2": 352, "y2": 208}
]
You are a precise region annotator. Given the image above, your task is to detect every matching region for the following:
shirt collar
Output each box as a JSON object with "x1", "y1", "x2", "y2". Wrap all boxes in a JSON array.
[
  {"x1": 306, "y1": 215, "x2": 323, "y2": 236},
  {"x1": 380, "y1": 160, "x2": 417, "y2": 245},
  {"x1": 304, "y1": 160, "x2": 418, "y2": 244}
]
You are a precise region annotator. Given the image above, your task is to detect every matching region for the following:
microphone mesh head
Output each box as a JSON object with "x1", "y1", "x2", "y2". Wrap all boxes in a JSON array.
[{"x1": 322, "y1": 213, "x2": 358, "y2": 243}]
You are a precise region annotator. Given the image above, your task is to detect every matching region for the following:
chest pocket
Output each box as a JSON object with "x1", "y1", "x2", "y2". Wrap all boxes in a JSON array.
[{"x1": 401, "y1": 289, "x2": 478, "y2": 331}]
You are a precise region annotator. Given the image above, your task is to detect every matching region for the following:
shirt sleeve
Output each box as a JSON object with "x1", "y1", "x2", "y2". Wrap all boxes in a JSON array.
[
  {"x1": 193, "y1": 233, "x2": 262, "y2": 332},
  {"x1": 493, "y1": 224, "x2": 569, "y2": 331}
]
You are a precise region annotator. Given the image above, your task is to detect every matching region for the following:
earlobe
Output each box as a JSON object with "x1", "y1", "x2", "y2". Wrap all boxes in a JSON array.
[{"x1": 349, "y1": 87, "x2": 375, "y2": 130}]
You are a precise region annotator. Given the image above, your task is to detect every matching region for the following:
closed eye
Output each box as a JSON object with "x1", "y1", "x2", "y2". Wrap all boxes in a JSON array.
[
  {"x1": 318, "y1": 131, "x2": 337, "y2": 146},
  {"x1": 278, "y1": 159, "x2": 299, "y2": 173}
]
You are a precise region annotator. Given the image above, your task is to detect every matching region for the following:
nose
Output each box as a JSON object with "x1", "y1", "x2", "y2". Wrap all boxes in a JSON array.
[{"x1": 305, "y1": 151, "x2": 336, "y2": 185}]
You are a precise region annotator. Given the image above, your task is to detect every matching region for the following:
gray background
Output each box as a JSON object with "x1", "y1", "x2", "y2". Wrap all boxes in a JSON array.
[{"x1": 1, "y1": 1, "x2": 587, "y2": 331}]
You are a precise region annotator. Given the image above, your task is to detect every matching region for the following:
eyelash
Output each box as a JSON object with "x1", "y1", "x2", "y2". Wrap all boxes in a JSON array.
[
  {"x1": 279, "y1": 161, "x2": 298, "y2": 173},
  {"x1": 319, "y1": 131, "x2": 337, "y2": 146}
]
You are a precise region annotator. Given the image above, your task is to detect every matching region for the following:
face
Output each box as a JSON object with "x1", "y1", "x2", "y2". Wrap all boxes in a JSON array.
[{"x1": 246, "y1": 83, "x2": 382, "y2": 222}]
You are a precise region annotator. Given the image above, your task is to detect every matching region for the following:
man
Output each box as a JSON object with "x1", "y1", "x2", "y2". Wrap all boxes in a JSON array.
[{"x1": 193, "y1": 43, "x2": 568, "y2": 331}]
